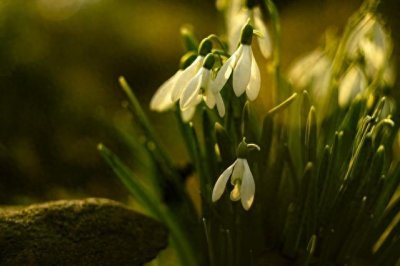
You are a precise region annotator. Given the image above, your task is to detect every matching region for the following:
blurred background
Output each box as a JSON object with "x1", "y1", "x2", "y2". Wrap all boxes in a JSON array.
[{"x1": 0, "y1": 0, "x2": 398, "y2": 204}]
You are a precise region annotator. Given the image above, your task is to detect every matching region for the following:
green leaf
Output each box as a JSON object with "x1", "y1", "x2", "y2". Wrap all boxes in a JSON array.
[
  {"x1": 119, "y1": 76, "x2": 181, "y2": 188},
  {"x1": 374, "y1": 217, "x2": 400, "y2": 265},
  {"x1": 305, "y1": 106, "x2": 317, "y2": 163},
  {"x1": 370, "y1": 197, "x2": 400, "y2": 248},
  {"x1": 363, "y1": 145, "x2": 386, "y2": 198},
  {"x1": 283, "y1": 143, "x2": 299, "y2": 194},
  {"x1": 267, "y1": 92, "x2": 298, "y2": 116},
  {"x1": 373, "y1": 163, "x2": 400, "y2": 221},
  {"x1": 98, "y1": 143, "x2": 160, "y2": 212},
  {"x1": 263, "y1": 0, "x2": 288, "y2": 101},
  {"x1": 300, "y1": 91, "x2": 311, "y2": 166},
  {"x1": 317, "y1": 145, "x2": 331, "y2": 200},
  {"x1": 215, "y1": 122, "x2": 235, "y2": 166},
  {"x1": 259, "y1": 114, "x2": 274, "y2": 164},
  {"x1": 303, "y1": 234, "x2": 317, "y2": 266},
  {"x1": 188, "y1": 122, "x2": 210, "y2": 204},
  {"x1": 202, "y1": 109, "x2": 217, "y2": 182},
  {"x1": 339, "y1": 95, "x2": 365, "y2": 133},
  {"x1": 298, "y1": 162, "x2": 316, "y2": 246},
  {"x1": 319, "y1": 131, "x2": 343, "y2": 219},
  {"x1": 174, "y1": 105, "x2": 197, "y2": 163},
  {"x1": 283, "y1": 163, "x2": 314, "y2": 257},
  {"x1": 98, "y1": 144, "x2": 198, "y2": 266},
  {"x1": 241, "y1": 101, "x2": 259, "y2": 143}
]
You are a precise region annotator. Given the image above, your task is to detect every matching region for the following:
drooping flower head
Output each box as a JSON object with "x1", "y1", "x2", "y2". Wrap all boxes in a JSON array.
[
  {"x1": 171, "y1": 37, "x2": 213, "y2": 102},
  {"x1": 226, "y1": 0, "x2": 272, "y2": 59},
  {"x1": 288, "y1": 48, "x2": 332, "y2": 101},
  {"x1": 338, "y1": 64, "x2": 367, "y2": 108},
  {"x1": 346, "y1": 13, "x2": 392, "y2": 77},
  {"x1": 212, "y1": 23, "x2": 261, "y2": 101},
  {"x1": 149, "y1": 37, "x2": 213, "y2": 116},
  {"x1": 180, "y1": 53, "x2": 225, "y2": 121},
  {"x1": 150, "y1": 52, "x2": 197, "y2": 112},
  {"x1": 212, "y1": 138, "x2": 260, "y2": 210}
]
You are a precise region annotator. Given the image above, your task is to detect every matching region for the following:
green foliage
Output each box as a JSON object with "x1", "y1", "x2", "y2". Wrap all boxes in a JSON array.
[{"x1": 100, "y1": 0, "x2": 400, "y2": 265}]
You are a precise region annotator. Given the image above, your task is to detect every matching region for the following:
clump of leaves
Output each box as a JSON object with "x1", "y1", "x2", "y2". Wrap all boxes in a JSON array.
[{"x1": 99, "y1": 0, "x2": 399, "y2": 265}]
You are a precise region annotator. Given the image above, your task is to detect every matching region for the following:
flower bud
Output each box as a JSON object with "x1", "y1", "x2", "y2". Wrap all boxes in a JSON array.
[
  {"x1": 240, "y1": 23, "x2": 254, "y2": 45},
  {"x1": 202, "y1": 53, "x2": 215, "y2": 70},
  {"x1": 236, "y1": 140, "x2": 249, "y2": 158}
]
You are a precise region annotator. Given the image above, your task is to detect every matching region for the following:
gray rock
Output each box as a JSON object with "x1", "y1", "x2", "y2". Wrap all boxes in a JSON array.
[{"x1": 0, "y1": 198, "x2": 168, "y2": 266}]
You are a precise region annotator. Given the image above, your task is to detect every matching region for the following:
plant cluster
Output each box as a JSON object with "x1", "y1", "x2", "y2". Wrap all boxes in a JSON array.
[{"x1": 99, "y1": 0, "x2": 400, "y2": 265}]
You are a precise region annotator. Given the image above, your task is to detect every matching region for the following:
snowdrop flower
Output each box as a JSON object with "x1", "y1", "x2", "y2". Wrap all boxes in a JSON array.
[
  {"x1": 288, "y1": 48, "x2": 332, "y2": 100},
  {"x1": 212, "y1": 23, "x2": 261, "y2": 101},
  {"x1": 227, "y1": 2, "x2": 272, "y2": 59},
  {"x1": 170, "y1": 38, "x2": 213, "y2": 102},
  {"x1": 346, "y1": 13, "x2": 392, "y2": 77},
  {"x1": 150, "y1": 53, "x2": 197, "y2": 112},
  {"x1": 180, "y1": 54, "x2": 225, "y2": 121},
  {"x1": 212, "y1": 138, "x2": 260, "y2": 210},
  {"x1": 338, "y1": 65, "x2": 367, "y2": 108},
  {"x1": 149, "y1": 38, "x2": 213, "y2": 114}
]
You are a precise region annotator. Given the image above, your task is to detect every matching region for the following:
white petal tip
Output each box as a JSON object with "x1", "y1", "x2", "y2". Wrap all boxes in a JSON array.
[{"x1": 242, "y1": 198, "x2": 254, "y2": 211}]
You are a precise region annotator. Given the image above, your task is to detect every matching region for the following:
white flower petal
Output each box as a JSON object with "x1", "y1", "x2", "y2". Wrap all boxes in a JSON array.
[
  {"x1": 254, "y1": 7, "x2": 272, "y2": 59},
  {"x1": 338, "y1": 65, "x2": 367, "y2": 108},
  {"x1": 150, "y1": 70, "x2": 182, "y2": 112},
  {"x1": 229, "y1": 0, "x2": 243, "y2": 15},
  {"x1": 361, "y1": 20, "x2": 391, "y2": 77},
  {"x1": 288, "y1": 49, "x2": 323, "y2": 89},
  {"x1": 288, "y1": 48, "x2": 333, "y2": 103},
  {"x1": 171, "y1": 56, "x2": 203, "y2": 101},
  {"x1": 181, "y1": 102, "x2": 199, "y2": 122},
  {"x1": 204, "y1": 87, "x2": 216, "y2": 109},
  {"x1": 310, "y1": 56, "x2": 332, "y2": 99},
  {"x1": 240, "y1": 159, "x2": 255, "y2": 210},
  {"x1": 211, "y1": 46, "x2": 242, "y2": 93},
  {"x1": 346, "y1": 14, "x2": 375, "y2": 59},
  {"x1": 246, "y1": 51, "x2": 261, "y2": 101},
  {"x1": 233, "y1": 45, "x2": 252, "y2": 97},
  {"x1": 231, "y1": 158, "x2": 244, "y2": 184},
  {"x1": 180, "y1": 69, "x2": 204, "y2": 110},
  {"x1": 212, "y1": 160, "x2": 237, "y2": 202},
  {"x1": 215, "y1": 93, "x2": 226, "y2": 117}
]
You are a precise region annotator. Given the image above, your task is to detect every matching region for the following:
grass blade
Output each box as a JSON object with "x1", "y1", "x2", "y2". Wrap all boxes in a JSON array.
[{"x1": 98, "y1": 144, "x2": 198, "y2": 266}]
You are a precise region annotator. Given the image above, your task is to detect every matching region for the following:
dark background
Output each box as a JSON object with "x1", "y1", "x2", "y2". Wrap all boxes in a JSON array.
[{"x1": 1, "y1": 0, "x2": 397, "y2": 205}]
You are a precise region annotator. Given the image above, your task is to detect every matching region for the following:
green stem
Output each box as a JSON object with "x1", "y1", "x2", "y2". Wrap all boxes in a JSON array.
[
  {"x1": 119, "y1": 77, "x2": 180, "y2": 183},
  {"x1": 98, "y1": 144, "x2": 198, "y2": 266},
  {"x1": 202, "y1": 217, "x2": 215, "y2": 266},
  {"x1": 264, "y1": 0, "x2": 284, "y2": 103}
]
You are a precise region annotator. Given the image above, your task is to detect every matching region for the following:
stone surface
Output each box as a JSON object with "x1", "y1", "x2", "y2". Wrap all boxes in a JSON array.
[{"x1": 0, "y1": 198, "x2": 168, "y2": 266}]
